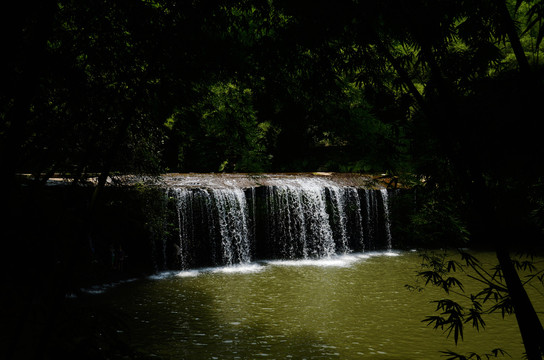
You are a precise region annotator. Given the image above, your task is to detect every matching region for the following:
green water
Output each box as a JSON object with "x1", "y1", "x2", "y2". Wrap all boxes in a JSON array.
[{"x1": 96, "y1": 251, "x2": 543, "y2": 359}]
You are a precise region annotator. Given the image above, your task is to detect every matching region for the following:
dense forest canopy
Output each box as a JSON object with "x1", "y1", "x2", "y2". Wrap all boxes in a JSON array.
[
  {"x1": 2, "y1": 0, "x2": 544, "y2": 358},
  {"x1": 2, "y1": 0, "x2": 543, "y2": 179}
]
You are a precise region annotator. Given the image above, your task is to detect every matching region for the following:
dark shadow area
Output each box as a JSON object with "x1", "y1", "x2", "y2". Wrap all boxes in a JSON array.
[{"x1": 1, "y1": 184, "x2": 162, "y2": 359}]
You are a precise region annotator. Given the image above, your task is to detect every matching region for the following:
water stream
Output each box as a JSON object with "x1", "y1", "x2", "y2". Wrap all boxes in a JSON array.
[{"x1": 93, "y1": 251, "x2": 542, "y2": 359}]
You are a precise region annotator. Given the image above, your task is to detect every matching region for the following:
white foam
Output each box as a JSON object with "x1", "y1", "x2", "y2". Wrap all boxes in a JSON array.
[
  {"x1": 211, "y1": 263, "x2": 264, "y2": 274},
  {"x1": 382, "y1": 251, "x2": 400, "y2": 257},
  {"x1": 266, "y1": 254, "x2": 362, "y2": 268},
  {"x1": 265, "y1": 251, "x2": 402, "y2": 268},
  {"x1": 175, "y1": 269, "x2": 202, "y2": 278},
  {"x1": 356, "y1": 250, "x2": 401, "y2": 258},
  {"x1": 168, "y1": 264, "x2": 265, "y2": 278},
  {"x1": 148, "y1": 271, "x2": 178, "y2": 280},
  {"x1": 84, "y1": 251, "x2": 403, "y2": 294}
]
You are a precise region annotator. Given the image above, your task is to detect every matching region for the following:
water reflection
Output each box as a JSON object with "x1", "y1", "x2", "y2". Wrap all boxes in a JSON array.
[{"x1": 96, "y1": 251, "x2": 536, "y2": 359}]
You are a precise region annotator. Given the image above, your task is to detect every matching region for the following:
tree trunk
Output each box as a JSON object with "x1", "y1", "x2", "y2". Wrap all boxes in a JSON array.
[
  {"x1": 497, "y1": 0, "x2": 531, "y2": 74},
  {"x1": 496, "y1": 247, "x2": 544, "y2": 359}
]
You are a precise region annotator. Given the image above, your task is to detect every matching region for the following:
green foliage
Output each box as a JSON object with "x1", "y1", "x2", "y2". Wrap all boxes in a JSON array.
[
  {"x1": 3, "y1": 0, "x2": 544, "y2": 180},
  {"x1": 165, "y1": 81, "x2": 272, "y2": 172},
  {"x1": 411, "y1": 249, "x2": 544, "y2": 357}
]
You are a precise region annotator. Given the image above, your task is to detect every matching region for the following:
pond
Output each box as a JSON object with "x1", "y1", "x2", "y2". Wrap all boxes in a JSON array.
[{"x1": 91, "y1": 250, "x2": 543, "y2": 359}]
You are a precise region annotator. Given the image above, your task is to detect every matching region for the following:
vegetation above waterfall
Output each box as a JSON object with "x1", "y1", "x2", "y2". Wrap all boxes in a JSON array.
[{"x1": 1, "y1": 0, "x2": 538, "y2": 179}]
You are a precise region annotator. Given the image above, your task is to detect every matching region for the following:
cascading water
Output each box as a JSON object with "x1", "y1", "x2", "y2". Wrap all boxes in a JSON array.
[
  {"x1": 327, "y1": 186, "x2": 349, "y2": 254},
  {"x1": 211, "y1": 188, "x2": 252, "y2": 265},
  {"x1": 345, "y1": 187, "x2": 365, "y2": 249},
  {"x1": 380, "y1": 188, "x2": 393, "y2": 250},
  {"x1": 265, "y1": 178, "x2": 337, "y2": 259},
  {"x1": 163, "y1": 174, "x2": 396, "y2": 269}
]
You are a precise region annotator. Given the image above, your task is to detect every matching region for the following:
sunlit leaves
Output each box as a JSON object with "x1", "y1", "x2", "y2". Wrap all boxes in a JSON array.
[
  {"x1": 167, "y1": 80, "x2": 275, "y2": 172},
  {"x1": 519, "y1": 0, "x2": 544, "y2": 48}
]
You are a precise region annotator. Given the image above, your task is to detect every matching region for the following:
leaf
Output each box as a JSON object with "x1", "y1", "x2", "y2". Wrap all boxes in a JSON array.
[
  {"x1": 447, "y1": 259, "x2": 462, "y2": 272},
  {"x1": 440, "y1": 350, "x2": 468, "y2": 360},
  {"x1": 423, "y1": 315, "x2": 446, "y2": 329},
  {"x1": 488, "y1": 348, "x2": 510, "y2": 358},
  {"x1": 419, "y1": 270, "x2": 444, "y2": 287},
  {"x1": 445, "y1": 276, "x2": 465, "y2": 292},
  {"x1": 471, "y1": 299, "x2": 484, "y2": 316},
  {"x1": 488, "y1": 298, "x2": 514, "y2": 318},
  {"x1": 434, "y1": 299, "x2": 464, "y2": 313},
  {"x1": 441, "y1": 348, "x2": 511, "y2": 360},
  {"x1": 465, "y1": 307, "x2": 486, "y2": 331},
  {"x1": 444, "y1": 312, "x2": 464, "y2": 344},
  {"x1": 459, "y1": 251, "x2": 479, "y2": 267},
  {"x1": 516, "y1": 260, "x2": 536, "y2": 272},
  {"x1": 491, "y1": 265, "x2": 504, "y2": 282}
]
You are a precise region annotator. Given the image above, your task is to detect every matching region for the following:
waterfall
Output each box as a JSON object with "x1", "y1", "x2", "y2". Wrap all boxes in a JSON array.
[
  {"x1": 212, "y1": 188, "x2": 251, "y2": 265},
  {"x1": 364, "y1": 189, "x2": 379, "y2": 251},
  {"x1": 168, "y1": 187, "x2": 253, "y2": 268},
  {"x1": 327, "y1": 186, "x2": 349, "y2": 254},
  {"x1": 344, "y1": 187, "x2": 365, "y2": 250},
  {"x1": 265, "y1": 178, "x2": 336, "y2": 258},
  {"x1": 164, "y1": 174, "x2": 396, "y2": 269},
  {"x1": 380, "y1": 189, "x2": 393, "y2": 250}
]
